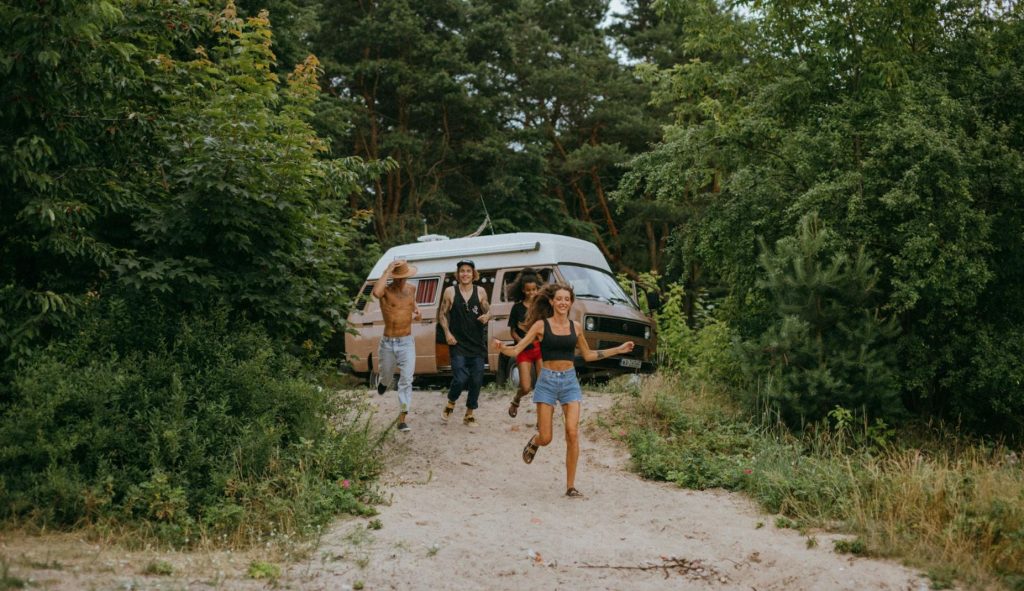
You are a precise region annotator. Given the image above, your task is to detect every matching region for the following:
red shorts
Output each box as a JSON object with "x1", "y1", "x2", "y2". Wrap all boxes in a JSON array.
[{"x1": 516, "y1": 344, "x2": 542, "y2": 364}]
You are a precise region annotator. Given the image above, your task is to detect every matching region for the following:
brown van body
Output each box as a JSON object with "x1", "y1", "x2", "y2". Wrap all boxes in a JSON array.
[{"x1": 345, "y1": 233, "x2": 656, "y2": 384}]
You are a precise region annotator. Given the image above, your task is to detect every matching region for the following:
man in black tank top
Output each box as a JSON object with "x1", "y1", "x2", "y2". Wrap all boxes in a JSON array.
[{"x1": 439, "y1": 260, "x2": 491, "y2": 425}]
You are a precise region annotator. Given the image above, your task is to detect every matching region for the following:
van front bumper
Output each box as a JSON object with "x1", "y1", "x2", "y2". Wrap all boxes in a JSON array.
[{"x1": 575, "y1": 356, "x2": 657, "y2": 375}]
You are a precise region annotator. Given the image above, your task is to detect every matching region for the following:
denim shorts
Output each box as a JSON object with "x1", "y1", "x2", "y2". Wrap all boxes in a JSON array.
[{"x1": 532, "y1": 368, "x2": 583, "y2": 406}]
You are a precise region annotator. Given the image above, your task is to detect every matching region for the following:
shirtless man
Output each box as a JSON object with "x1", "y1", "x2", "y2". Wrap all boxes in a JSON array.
[
  {"x1": 371, "y1": 259, "x2": 421, "y2": 432},
  {"x1": 439, "y1": 259, "x2": 490, "y2": 426}
]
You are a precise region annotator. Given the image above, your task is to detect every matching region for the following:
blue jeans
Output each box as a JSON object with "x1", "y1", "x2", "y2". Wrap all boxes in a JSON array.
[
  {"x1": 447, "y1": 353, "x2": 484, "y2": 409},
  {"x1": 378, "y1": 336, "x2": 416, "y2": 412}
]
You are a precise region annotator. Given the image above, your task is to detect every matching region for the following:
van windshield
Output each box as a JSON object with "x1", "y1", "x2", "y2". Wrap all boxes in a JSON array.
[{"x1": 558, "y1": 264, "x2": 637, "y2": 309}]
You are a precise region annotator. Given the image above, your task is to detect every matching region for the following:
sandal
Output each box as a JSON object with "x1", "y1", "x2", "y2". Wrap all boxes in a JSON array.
[
  {"x1": 565, "y1": 487, "x2": 584, "y2": 498},
  {"x1": 442, "y1": 403, "x2": 454, "y2": 423},
  {"x1": 508, "y1": 393, "x2": 523, "y2": 418},
  {"x1": 522, "y1": 436, "x2": 539, "y2": 464}
]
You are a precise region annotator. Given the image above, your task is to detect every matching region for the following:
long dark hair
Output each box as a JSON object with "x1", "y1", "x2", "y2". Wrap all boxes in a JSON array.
[
  {"x1": 525, "y1": 282, "x2": 574, "y2": 327},
  {"x1": 506, "y1": 267, "x2": 542, "y2": 303}
]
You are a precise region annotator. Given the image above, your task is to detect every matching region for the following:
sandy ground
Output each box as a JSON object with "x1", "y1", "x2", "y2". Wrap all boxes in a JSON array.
[{"x1": 1, "y1": 384, "x2": 935, "y2": 591}]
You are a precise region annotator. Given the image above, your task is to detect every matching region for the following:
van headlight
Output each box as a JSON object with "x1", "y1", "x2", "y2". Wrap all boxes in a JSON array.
[
  {"x1": 585, "y1": 316, "x2": 596, "y2": 331},
  {"x1": 644, "y1": 326, "x2": 651, "y2": 340}
]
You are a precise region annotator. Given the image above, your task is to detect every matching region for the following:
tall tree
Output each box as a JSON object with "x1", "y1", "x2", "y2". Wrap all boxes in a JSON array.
[
  {"x1": 309, "y1": 0, "x2": 674, "y2": 269},
  {"x1": 613, "y1": 0, "x2": 753, "y2": 314},
  {"x1": 312, "y1": 0, "x2": 503, "y2": 242},
  {"x1": 501, "y1": 0, "x2": 665, "y2": 277},
  {"x1": 135, "y1": 3, "x2": 389, "y2": 340}
]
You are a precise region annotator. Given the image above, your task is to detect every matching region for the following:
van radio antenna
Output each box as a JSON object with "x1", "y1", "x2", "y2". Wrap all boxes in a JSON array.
[
  {"x1": 464, "y1": 214, "x2": 491, "y2": 238},
  {"x1": 463, "y1": 195, "x2": 494, "y2": 238},
  {"x1": 479, "y1": 194, "x2": 495, "y2": 235}
]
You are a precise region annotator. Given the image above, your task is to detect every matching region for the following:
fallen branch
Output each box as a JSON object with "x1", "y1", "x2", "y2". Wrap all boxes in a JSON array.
[{"x1": 578, "y1": 556, "x2": 726, "y2": 582}]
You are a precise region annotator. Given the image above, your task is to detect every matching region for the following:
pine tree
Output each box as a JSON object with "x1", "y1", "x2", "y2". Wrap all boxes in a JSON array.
[{"x1": 741, "y1": 213, "x2": 901, "y2": 425}]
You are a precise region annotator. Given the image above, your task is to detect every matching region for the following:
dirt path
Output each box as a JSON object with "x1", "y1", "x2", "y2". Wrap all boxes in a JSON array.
[
  {"x1": 295, "y1": 386, "x2": 929, "y2": 591},
  {"x1": 1, "y1": 385, "x2": 933, "y2": 590}
]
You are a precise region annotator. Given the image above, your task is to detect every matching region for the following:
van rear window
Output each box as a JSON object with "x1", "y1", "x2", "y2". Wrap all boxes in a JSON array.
[{"x1": 415, "y1": 278, "x2": 440, "y2": 305}]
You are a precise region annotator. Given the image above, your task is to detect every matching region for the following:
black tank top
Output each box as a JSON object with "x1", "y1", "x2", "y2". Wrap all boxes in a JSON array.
[
  {"x1": 541, "y1": 319, "x2": 576, "y2": 362},
  {"x1": 449, "y1": 286, "x2": 487, "y2": 357},
  {"x1": 507, "y1": 302, "x2": 535, "y2": 352}
]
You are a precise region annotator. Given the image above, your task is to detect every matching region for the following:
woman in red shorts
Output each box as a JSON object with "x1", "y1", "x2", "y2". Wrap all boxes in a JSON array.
[{"x1": 506, "y1": 268, "x2": 542, "y2": 418}]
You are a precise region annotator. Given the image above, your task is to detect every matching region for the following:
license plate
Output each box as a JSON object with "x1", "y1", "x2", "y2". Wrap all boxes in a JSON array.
[{"x1": 619, "y1": 358, "x2": 642, "y2": 369}]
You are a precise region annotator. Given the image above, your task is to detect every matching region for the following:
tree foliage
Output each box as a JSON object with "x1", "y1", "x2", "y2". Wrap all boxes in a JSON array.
[
  {"x1": 3, "y1": 0, "x2": 1022, "y2": 444},
  {"x1": 0, "y1": 0, "x2": 388, "y2": 541},
  {"x1": 0, "y1": 1, "x2": 387, "y2": 365},
  {"x1": 623, "y1": 0, "x2": 1024, "y2": 433},
  {"x1": 307, "y1": 0, "x2": 670, "y2": 275}
]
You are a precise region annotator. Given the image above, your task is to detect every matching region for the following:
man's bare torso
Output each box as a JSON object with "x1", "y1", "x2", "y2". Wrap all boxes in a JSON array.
[{"x1": 380, "y1": 283, "x2": 417, "y2": 337}]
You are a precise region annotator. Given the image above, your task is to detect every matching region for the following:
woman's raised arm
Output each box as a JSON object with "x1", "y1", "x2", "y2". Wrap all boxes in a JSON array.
[{"x1": 494, "y1": 320, "x2": 544, "y2": 357}]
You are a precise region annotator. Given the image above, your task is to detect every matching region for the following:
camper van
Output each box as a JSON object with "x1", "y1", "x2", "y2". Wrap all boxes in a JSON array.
[{"x1": 345, "y1": 232, "x2": 657, "y2": 385}]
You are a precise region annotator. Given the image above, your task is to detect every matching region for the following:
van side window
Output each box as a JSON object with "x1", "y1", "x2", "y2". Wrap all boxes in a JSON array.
[
  {"x1": 499, "y1": 268, "x2": 553, "y2": 302},
  {"x1": 415, "y1": 277, "x2": 440, "y2": 305},
  {"x1": 477, "y1": 271, "x2": 496, "y2": 301},
  {"x1": 442, "y1": 272, "x2": 497, "y2": 302},
  {"x1": 353, "y1": 282, "x2": 374, "y2": 311}
]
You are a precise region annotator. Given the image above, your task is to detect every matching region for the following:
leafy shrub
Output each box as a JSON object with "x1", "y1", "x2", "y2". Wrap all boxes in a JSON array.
[
  {"x1": 655, "y1": 283, "x2": 742, "y2": 387},
  {"x1": 833, "y1": 538, "x2": 868, "y2": 555},
  {"x1": 247, "y1": 561, "x2": 280, "y2": 580},
  {"x1": 625, "y1": 385, "x2": 768, "y2": 492},
  {"x1": 0, "y1": 296, "x2": 384, "y2": 546}
]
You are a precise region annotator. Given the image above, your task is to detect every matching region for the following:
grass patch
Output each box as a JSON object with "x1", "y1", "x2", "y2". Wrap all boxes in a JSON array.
[
  {"x1": 142, "y1": 560, "x2": 174, "y2": 576},
  {"x1": 247, "y1": 560, "x2": 280, "y2": 580},
  {"x1": 832, "y1": 538, "x2": 867, "y2": 555},
  {"x1": 0, "y1": 561, "x2": 26, "y2": 590},
  {"x1": 611, "y1": 374, "x2": 1024, "y2": 589}
]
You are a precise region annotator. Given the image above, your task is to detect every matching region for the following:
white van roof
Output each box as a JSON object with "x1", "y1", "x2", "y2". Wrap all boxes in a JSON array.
[{"x1": 368, "y1": 232, "x2": 610, "y2": 279}]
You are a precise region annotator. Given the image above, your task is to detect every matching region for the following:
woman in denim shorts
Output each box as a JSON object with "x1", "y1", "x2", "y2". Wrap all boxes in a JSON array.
[{"x1": 495, "y1": 283, "x2": 634, "y2": 498}]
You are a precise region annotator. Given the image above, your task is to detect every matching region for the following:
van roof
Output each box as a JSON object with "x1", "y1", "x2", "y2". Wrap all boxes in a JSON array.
[{"x1": 368, "y1": 232, "x2": 610, "y2": 279}]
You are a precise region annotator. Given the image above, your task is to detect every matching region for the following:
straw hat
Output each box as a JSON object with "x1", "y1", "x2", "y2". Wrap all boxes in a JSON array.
[{"x1": 390, "y1": 260, "x2": 418, "y2": 279}]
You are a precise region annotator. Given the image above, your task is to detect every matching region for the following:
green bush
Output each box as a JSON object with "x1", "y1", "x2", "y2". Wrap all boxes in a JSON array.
[
  {"x1": 0, "y1": 296, "x2": 383, "y2": 546},
  {"x1": 655, "y1": 283, "x2": 742, "y2": 387}
]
